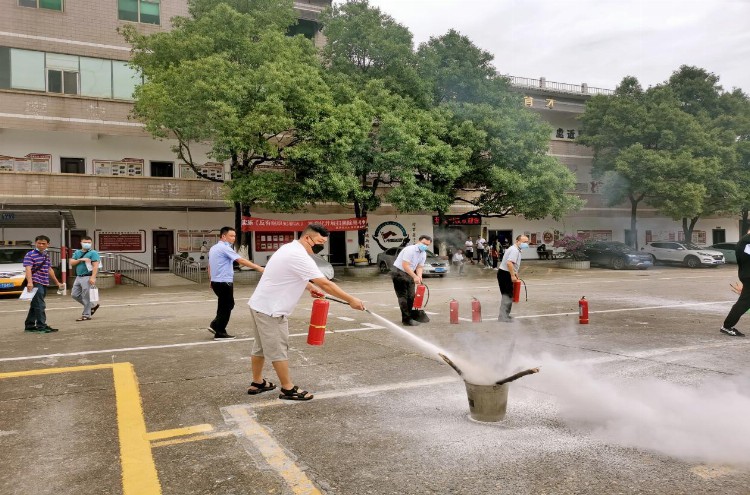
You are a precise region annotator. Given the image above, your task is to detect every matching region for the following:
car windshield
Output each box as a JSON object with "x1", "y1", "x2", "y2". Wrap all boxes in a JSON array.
[
  {"x1": 683, "y1": 243, "x2": 703, "y2": 250},
  {"x1": 607, "y1": 242, "x2": 635, "y2": 253},
  {"x1": 0, "y1": 249, "x2": 28, "y2": 264}
]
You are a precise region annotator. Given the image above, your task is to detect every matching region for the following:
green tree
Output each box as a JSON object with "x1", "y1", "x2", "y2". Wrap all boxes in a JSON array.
[
  {"x1": 122, "y1": 0, "x2": 345, "y2": 249},
  {"x1": 580, "y1": 78, "x2": 714, "y2": 247},
  {"x1": 416, "y1": 31, "x2": 581, "y2": 224}
]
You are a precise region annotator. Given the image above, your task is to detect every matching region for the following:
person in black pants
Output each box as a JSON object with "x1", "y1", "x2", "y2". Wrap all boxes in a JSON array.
[
  {"x1": 207, "y1": 227, "x2": 264, "y2": 340},
  {"x1": 721, "y1": 230, "x2": 750, "y2": 337},
  {"x1": 391, "y1": 235, "x2": 432, "y2": 326}
]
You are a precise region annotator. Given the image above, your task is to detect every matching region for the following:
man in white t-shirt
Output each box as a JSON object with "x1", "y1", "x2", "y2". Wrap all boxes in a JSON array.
[
  {"x1": 476, "y1": 236, "x2": 487, "y2": 266},
  {"x1": 391, "y1": 235, "x2": 432, "y2": 326},
  {"x1": 247, "y1": 223, "x2": 365, "y2": 401},
  {"x1": 497, "y1": 234, "x2": 529, "y2": 322},
  {"x1": 464, "y1": 237, "x2": 474, "y2": 265}
]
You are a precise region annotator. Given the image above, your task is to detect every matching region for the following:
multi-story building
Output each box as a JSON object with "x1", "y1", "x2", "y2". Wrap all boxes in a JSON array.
[{"x1": 0, "y1": 1, "x2": 739, "y2": 274}]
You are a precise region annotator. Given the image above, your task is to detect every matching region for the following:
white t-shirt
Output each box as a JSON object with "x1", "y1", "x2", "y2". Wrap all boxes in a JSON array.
[
  {"x1": 249, "y1": 241, "x2": 324, "y2": 317},
  {"x1": 500, "y1": 244, "x2": 522, "y2": 272},
  {"x1": 476, "y1": 238, "x2": 486, "y2": 250},
  {"x1": 464, "y1": 240, "x2": 474, "y2": 251},
  {"x1": 393, "y1": 244, "x2": 427, "y2": 273}
]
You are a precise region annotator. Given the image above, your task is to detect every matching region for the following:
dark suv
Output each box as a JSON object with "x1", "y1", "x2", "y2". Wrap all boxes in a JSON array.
[{"x1": 584, "y1": 241, "x2": 653, "y2": 270}]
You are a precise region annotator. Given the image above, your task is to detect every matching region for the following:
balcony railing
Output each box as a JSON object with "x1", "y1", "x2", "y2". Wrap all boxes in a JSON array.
[
  {"x1": 0, "y1": 172, "x2": 227, "y2": 208},
  {"x1": 507, "y1": 76, "x2": 615, "y2": 96}
]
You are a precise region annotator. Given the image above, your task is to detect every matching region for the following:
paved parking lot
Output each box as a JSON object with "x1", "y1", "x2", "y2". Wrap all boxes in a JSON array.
[{"x1": 1, "y1": 263, "x2": 749, "y2": 495}]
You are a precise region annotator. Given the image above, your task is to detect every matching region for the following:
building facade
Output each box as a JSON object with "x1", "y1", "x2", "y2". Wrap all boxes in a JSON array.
[{"x1": 0, "y1": 1, "x2": 740, "y2": 272}]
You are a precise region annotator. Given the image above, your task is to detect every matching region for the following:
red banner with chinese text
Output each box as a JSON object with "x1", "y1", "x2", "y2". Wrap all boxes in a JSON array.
[{"x1": 241, "y1": 217, "x2": 367, "y2": 232}]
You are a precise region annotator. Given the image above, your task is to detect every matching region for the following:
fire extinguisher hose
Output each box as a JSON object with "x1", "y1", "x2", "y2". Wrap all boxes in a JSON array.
[
  {"x1": 519, "y1": 278, "x2": 527, "y2": 302},
  {"x1": 420, "y1": 283, "x2": 430, "y2": 309}
]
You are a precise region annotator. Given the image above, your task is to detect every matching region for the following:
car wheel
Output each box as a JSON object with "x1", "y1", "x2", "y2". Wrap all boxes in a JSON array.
[
  {"x1": 439, "y1": 274, "x2": 445, "y2": 278},
  {"x1": 379, "y1": 261, "x2": 389, "y2": 274},
  {"x1": 649, "y1": 254, "x2": 657, "y2": 265},
  {"x1": 611, "y1": 257, "x2": 626, "y2": 270},
  {"x1": 684, "y1": 256, "x2": 700, "y2": 268}
]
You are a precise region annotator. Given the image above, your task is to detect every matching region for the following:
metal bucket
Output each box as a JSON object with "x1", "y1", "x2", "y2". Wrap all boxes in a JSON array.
[{"x1": 464, "y1": 382, "x2": 509, "y2": 422}]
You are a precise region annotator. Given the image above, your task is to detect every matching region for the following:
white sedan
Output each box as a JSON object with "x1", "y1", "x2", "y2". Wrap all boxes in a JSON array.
[{"x1": 640, "y1": 241, "x2": 725, "y2": 268}]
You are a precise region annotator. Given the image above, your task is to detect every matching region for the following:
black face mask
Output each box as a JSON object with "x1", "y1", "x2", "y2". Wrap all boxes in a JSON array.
[{"x1": 311, "y1": 244, "x2": 325, "y2": 254}]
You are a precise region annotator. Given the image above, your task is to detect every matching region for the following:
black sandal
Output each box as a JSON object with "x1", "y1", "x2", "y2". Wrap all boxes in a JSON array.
[
  {"x1": 278, "y1": 385, "x2": 313, "y2": 401},
  {"x1": 247, "y1": 379, "x2": 277, "y2": 395}
]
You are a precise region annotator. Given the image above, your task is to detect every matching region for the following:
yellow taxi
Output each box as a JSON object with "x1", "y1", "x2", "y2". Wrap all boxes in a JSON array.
[{"x1": 0, "y1": 244, "x2": 32, "y2": 295}]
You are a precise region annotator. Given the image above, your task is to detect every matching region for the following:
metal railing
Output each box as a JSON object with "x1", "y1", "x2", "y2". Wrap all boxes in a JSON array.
[
  {"x1": 114, "y1": 254, "x2": 151, "y2": 287},
  {"x1": 507, "y1": 75, "x2": 615, "y2": 96},
  {"x1": 170, "y1": 255, "x2": 204, "y2": 284}
]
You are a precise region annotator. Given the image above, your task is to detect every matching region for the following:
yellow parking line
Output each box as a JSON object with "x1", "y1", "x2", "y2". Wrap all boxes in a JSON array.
[
  {"x1": 225, "y1": 405, "x2": 322, "y2": 495},
  {"x1": 0, "y1": 363, "x2": 162, "y2": 495},
  {"x1": 111, "y1": 363, "x2": 161, "y2": 495},
  {"x1": 144, "y1": 424, "x2": 214, "y2": 442},
  {"x1": 0, "y1": 363, "x2": 112, "y2": 379}
]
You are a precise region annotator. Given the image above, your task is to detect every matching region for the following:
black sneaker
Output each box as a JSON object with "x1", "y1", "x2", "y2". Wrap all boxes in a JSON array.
[
  {"x1": 213, "y1": 333, "x2": 236, "y2": 340},
  {"x1": 720, "y1": 327, "x2": 745, "y2": 337},
  {"x1": 42, "y1": 325, "x2": 59, "y2": 332},
  {"x1": 25, "y1": 327, "x2": 51, "y2": 333},
  {"x1": 402, "y1": 319, "x2": 420, "y2": 327},
  {"x1": 412, "y1": 311, "x2": 430, "y2": 323}
]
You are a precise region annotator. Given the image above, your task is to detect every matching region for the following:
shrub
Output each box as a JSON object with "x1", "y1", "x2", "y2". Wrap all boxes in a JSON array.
[{"x1": 553, "y1": 235, "x2": 588, "y2": 261}]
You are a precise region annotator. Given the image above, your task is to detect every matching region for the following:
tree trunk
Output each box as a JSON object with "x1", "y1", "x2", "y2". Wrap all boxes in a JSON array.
[
  {"x1": 682, "y1": 217, "x2": 699, "y2": 244},
  {"x1": 241, "y1": 203, "x2": 252, "y2": 257},
  {"x1": 233, "y1": 201, "x2": 242, "y2": 250},
  {"x1": 630, "y1": 198, "x2": 638, "y2": 249},
  {"x1": 742, "y1": 210, "x2": 749, "y2": 235},
  {"x1": 354, "y1": 200, "x2": 367, "y2": 250}
]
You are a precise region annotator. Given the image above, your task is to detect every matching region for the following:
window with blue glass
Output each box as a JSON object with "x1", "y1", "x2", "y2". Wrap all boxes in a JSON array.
[
  {"x1": 118, "y1": 0, "x2": 160, "y2": 25},
  {"x1": 19, "y1": 0, "x2": 63, "y2": 11}
]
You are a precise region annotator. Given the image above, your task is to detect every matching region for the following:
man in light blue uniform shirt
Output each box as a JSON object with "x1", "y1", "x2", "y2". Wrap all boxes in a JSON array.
[
  {"x1": 391, "y1": 235, "x2": 432, "y2": 326},
  {"x1": 207, "y1": 227, "x2": 263, "y2": 340}
]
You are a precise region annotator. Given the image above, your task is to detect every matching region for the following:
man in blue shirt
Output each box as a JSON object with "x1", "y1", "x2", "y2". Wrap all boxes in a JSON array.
[
  {"x1": 391, "y1": 235, "x2": 432, "y2": 326},
  {"x1": 23, "y1": 235, "x2": 63, "y2": 333},
  {"x1": 70, "y1": 235, "x2": 101, "y2": 321},
  {"x1": 208, "y1": 227, "x2": 264, "y2": 340}
]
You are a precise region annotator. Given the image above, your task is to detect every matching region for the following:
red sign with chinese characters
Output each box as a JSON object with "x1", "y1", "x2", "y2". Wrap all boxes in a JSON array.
[
  {"x1": 241, "y1": 217, "x2": 367, "y2": 232},
  {"x1": 96, "y1": 231, "x2": 145, "y2": 252},
  {"x1": 432, "y1": 215, "x2": 481, "y2": 226}
]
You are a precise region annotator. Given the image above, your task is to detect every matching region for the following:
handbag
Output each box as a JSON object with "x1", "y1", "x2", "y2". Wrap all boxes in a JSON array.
[{"x1": 89, "y1": 286, "x2": 100, "y2": 303}]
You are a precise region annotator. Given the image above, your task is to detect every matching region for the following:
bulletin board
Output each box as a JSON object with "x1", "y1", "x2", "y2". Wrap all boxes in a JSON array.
[{"x1": 255, "y1": 232, "x2": 295, "y2": 252}]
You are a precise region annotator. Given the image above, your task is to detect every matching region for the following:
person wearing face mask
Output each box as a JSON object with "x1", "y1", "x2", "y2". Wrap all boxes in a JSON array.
[
  {"x1": 69, "y1": 235, "x2": 101, "y2": 321},
  {"x1": 246, "y1": 223, "x2": 365, "y2": 401},
  {"x1": 23, "y1": 235, "x2": 63, "y2": 333},
  {"x1": 391, "y1": 235, "x2": 433, "y2": 326},
  {"x1": 207, "y1": 226, "x2": 264, "y2": 340},
  {"x1": 497, "y1": 234, "x2": 529, "y2": 322}
]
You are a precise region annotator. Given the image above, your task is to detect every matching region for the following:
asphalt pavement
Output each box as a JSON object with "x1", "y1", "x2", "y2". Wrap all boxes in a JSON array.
[{"x1": 1, "y1": 262, "x2": 749, "y2": 495}]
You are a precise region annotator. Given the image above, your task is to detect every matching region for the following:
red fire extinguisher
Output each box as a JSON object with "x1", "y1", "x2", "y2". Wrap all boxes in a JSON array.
[
  {"x1": 471, "y1": 297, "x2": 482, "y2": 323},
  {"x1": 513, "y1": 279, "x2": 522, "y2": 303},
  {"x1": 308, "y1": 298, "x2": 330, "y2": 345},
  {"x1": 413, "y1": 284, "x2": 428, "y2": 310},
  {"x1": 449, "y1": 299, "x2": 459, "y2": 324},
  {"x1": 579, "y1": 296, "x2": 589, "y2": 324}
]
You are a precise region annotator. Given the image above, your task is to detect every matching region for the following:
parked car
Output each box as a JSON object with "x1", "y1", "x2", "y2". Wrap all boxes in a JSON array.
[
  {"x1": 376, "y1": 247, "x2": 450, "y2": 276},
  {"x1": 640, "y1": 241, "x2": 725, "y2": 268},
  {"x1": 0, "y1": 245, "x2": 31, "y2": 295},
  {"x1": 708, "y1": 242, "x2": 737, "y2": 263},
  {"x1": 583, "y1": 241, "x2": 653, "y2": 270}
]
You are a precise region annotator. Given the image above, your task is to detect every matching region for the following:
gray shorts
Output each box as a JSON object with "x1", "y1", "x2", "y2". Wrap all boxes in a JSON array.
[{"x1": 249, "y1": 309, "x2": 289, "y2": 362}]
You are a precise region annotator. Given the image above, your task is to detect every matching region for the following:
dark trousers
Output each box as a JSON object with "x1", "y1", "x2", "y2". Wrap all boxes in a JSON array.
[
  {"x1": 210, "y1": 282, "x2": 235, "y2": 333},
  {"x1": 391, "y1": 270, "x2": 416, "y2": 322},
  {"x1": 723, "y1": 277, "x2": 750, "y2": 328},
  {"x1": 497, "y1": 269, "x2": 513, "y2": 295},
  {"x1": 24, "y1": 283, "x2": 47, "y2": 328}
]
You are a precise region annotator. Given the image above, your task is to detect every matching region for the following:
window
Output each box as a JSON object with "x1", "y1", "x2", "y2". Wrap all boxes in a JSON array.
[
  {"x1": 288, "y1": 20, "x2": 318, "y2": 40},
  {"x1": 150, "y1": 161, "x2": 173, "y2": 178},
  {"x1": 0, "y1": 48, "x2": 9, "y2": 89},
  {"x1": 60, "y1": 157, "x2": 85, "y2": 174},
  {"x1": 112, "y1": 61, "x2": 139, "y2": 100},
  {"x1": 10, "y1": 48, "x2": 45, "y2": 91},
  {"x1": 19, "y1": 0, "x2": 63, "y2": 11},
  {"x1": 118, "y1": 0, "x2": 160, "y2": 25},
  {"x1": 80, "y1": 57, "x2": 112, "y2": 98},
  {"x1": 46, "y1": 53, "x2": 78, "y2": 95}
]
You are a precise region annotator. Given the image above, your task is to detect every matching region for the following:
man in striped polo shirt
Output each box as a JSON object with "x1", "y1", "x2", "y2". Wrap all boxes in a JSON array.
[{"x1": 23, "y1": 235, "x2": 63, "y2": 333}]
